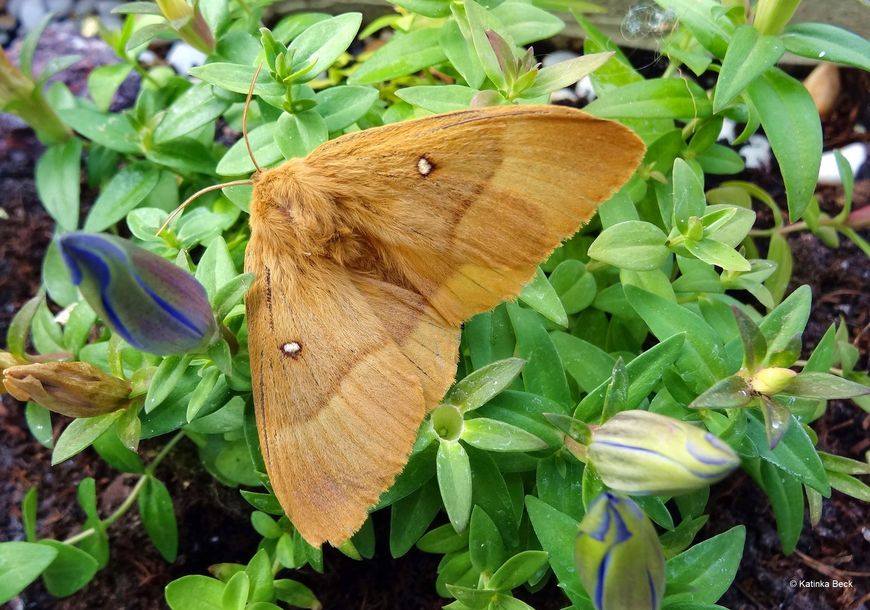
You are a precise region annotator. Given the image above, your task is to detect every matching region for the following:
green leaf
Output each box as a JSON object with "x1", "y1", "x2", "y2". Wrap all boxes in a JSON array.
[
  {"x1": 6, "y1": 291, "x2": 42, "y2": 359},
  {"x1": 782, "y1": 372, "x2": 870, "y2": 400},
  {"x1": 624, "y1": 285, "x2": 723, "y2": 385},
  {"x1": 315, "y1": 86, "x2": 378, "y2": 132},
  {"x1": 154, "y1": 83, "x2": 232, "y2": 144},
  {"x1": 214, "y1": 273, "x2": 256, "y2": 320},
  {"x1": 446, "y1": 357, "x2": 525, "y2": 412},
  {"x1": 522, "y1": 52, "x2": 611, "y2": 97},
  {"x1": 87, "y1": 63, "x2": 133, "y2": 112},
  {"x1": 25, "y1": 402, "x2": 53, "y2": 448},
  {"x1": 690, "y1": 375, "x2": 753, "y2": 409},
  {"x1": 469, "y1": 506, "x2": 505, "y2": 575},
  {"x1": 287, "y1": 13, "x2": 361, "y2": 82},
  {"x1": 393, "y1": 0, "x2": 451, "y2": 17},
  {"x1": 139, "y1": 476, "x2": 178, "y2": 561},
  {"x1": 757, "y1": 460, "x2": 804, "y2": 553},
  {"x1": 35, "y1": 138, "x2": 82, "y2": 231},
  {"x1": 714, "y1": 25, "x2": 784, "y2": 112},
  {"x1": 437, "y1": 440, "x2": 473, "y2": 532},
  {"x1": 274, "y1": 110, "x2": 327, "y2": 160},
  {"x1": 518, "y1": 267, "x2": 568, "y2": 327},
  {"x1": 84, "y1": 162, "x2": 160, "y2": 231},
  {"x1": 588, "y1": 221, "x2": 670, "y2": 271},
  {"x1": 493, "y1": 2, "x2": 564, "y2": 44},
  {"x1": 166, "y1": 575, "x2": 225, "y2": 610},
  {"x1": 819, "y1": 452, "x2": 870, "y2": 475},
  {"x1": 506, "y1": 304, "x2": 571, "y2": 406},
  {"x1": 685, "y1": 238, "x2": 751, "y2": 272},
  {"x1": 125, "y1": 22, "x2": 171, "y2": 53},
  {"x1": 489, "y1": 550, "x2": 549, "y2": 591},
  {"x1": 348, "y1": 28, "x2": 444, "y2": 85},
  {"x1": 462, "y1": 418, "x2": 548, "y2": 452},
  {"x1": 19, "y1": 13, "x2": 52, "y2": 76},
  {"x1": 828, "y1": 471, "x2": 870, "y2": 502},
  {"x1": 746, "y1": 415, "x2": 830, "y2": 495},
  {"x1": 245, "y1": 548, "x2": 274, "y2": 602},
  {"x1": 763, "y1": 232, "x2": 793, "y2": 305},
  {"x1": 273, "y1": 578, "x2": 320, "y2": 608},
  {"x1": 665, "y1": 525, "x2": 745, "y2": 602},
  {"x1": 250, "y1": 511, "x2": 283, "y2": 539},
  {"x1": 525, "y1": 496, "x2": 587, "y2": 605},
  {"x1": 196, "y1": 235, "x2": 236, "y2": 299},
  {"x1": 746, "y1": 68, "x2": 822, "y2": 220},
  {"x1": 759, "y1": 285, "x2": 811, "y2": 362},
  {"x1": 0, "y1": 542, "x2": 58, "y2": 604},
  {"x1": 586, "y1": 78, "x2": 711, "y2": 120},
  {"x1": 389, "y1": 480, "x2": 442, "y2": 557},
  {"x1": 59, "y1": 106, "x2": 140, "y2": 154},
  {"x1": 549, "y1": 260, "x2": 596, "y2": 314},
  {"x1": 52, "y1": 411, "x2": 124, "y2": 465},
  {"x1": 440, "y1": 21, "x2": 484, "y2": 89},
  {"x1": 672, "y1": 158, "x2": 705, "y2": 232},
  {"x1": 144, "y1": 355, "x2": 192, "y2": 413},
  {"x1": 396, "y1": 85, "x2": 478, "y2": 113},
  {"x1": 782, "y1": 23, "x2": 870, "y2": 71},
  {"x1": 40, "y1": 540, "x2": 99, "y2": 597},
  {"x1": 188, "y1": 63, "x2": 284, "y2": 97},
  {"x1": 222, "y1": 571, "x2": 249, "y2": 610},
  {"x1": 216, "y1": 122, "x2": 282, "y2": 176},
  {"x1": 652, "y1": 0, "x2": 734, "y2": 57}
]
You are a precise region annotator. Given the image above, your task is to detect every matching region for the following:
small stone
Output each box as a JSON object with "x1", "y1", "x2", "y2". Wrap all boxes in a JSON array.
[
  {"x1": 166, "y1": 42, "x2": 208, "y2": 74},
  {"x1": 574, "y1": 76, "x2": 596, "y2": 102},
  {"x1": 739, "y1": 135, "x2": 771, "y2": 170}
]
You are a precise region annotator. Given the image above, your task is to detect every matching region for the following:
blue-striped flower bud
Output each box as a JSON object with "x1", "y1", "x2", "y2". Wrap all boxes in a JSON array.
[
  {"x1": 588, "y1": 410, "x2": 739, "y2": 495},
  {"x1": 575, "y1": 492, "x2": 665, "y2": 610},
  {"x1": 59, "y1": 232, "x2": 217, "y2": 355}
]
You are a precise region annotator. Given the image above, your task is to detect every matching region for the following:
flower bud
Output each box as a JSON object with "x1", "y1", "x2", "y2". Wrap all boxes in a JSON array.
[
  {"x1": 588, "y1": 410, "x2": 740, "y2": 495},
  {"x1": 59, "y1": 232, "x2": 217, "y2": 355},
  {"x1": 3, "y1": 361, "x2": 131, "y2": 417},
  {"x1": 156, "y1": 0, "x2": 215, "y2": 54},
  {"x1": 575, "y1": 492, "x2": 665, "y2": 610},
  {"x1": 0, "y1": 351, "x2": 25, "y2": 393},
  {"x1": 750, "y1": 367, "x2": 797, "y2": 395}
]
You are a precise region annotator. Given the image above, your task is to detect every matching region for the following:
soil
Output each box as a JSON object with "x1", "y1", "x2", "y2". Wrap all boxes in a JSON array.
[{"x1": 1, "y1": 37, "x2": 868, "y2": 610}]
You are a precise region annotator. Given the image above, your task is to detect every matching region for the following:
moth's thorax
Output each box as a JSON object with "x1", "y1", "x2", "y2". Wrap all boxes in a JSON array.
[{"x1": 247, "y1": 161, "x2": 375, "y2": 268}]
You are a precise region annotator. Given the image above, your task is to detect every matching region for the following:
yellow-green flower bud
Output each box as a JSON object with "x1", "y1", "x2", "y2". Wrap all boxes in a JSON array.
[
  {"x1": 2, "y1": 361, "x2": 131, "y2": 418},
  {"x1": 588, "y1": 410, "x2": 740, "y2": 495},
  {"x1": 575, "y1": 492, "x2": 665, "y2": 610},
  {"x1": 750, "y1": 367, "x2": 797, "y2": 395}
]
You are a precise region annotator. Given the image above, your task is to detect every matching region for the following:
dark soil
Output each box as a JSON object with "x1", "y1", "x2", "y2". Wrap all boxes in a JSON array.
[{"x1": 1, "y1": 34, "x2": 868, "y2": 610}]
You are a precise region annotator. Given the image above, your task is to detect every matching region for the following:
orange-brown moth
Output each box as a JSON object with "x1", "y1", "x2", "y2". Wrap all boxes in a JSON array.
[{"x1": 243, "y1": 104, "x2": 645, "y2": 546}]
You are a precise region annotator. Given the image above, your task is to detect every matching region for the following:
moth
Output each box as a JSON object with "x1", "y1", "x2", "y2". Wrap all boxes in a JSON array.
[{"x1": 243, "y1": 104, "x2": 644, "y2": 546}]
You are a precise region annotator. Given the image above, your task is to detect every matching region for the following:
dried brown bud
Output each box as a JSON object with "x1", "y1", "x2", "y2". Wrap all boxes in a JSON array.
[{"x1": 2, "y1": 361, "x2": 131, "y2": 418}]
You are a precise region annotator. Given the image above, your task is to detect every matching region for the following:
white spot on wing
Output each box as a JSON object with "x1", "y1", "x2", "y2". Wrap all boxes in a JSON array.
[
  {"x1": 282, "y1": 342, "x2": 301, "y2": 355},
  {"x1": 417, "y1": 156, "x2": 433, "y2": 176}
]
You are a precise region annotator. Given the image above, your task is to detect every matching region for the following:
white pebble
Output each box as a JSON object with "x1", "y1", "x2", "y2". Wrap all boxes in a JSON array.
[
  {"x1": 818, "y1": 142, "x2": 867, "y2": 184},
  {"x1": 166, "y1": 42, "x2": 207, "y2": 74},
  {"x1": 739, "y1": 135, "x2": 771, "y2": 170}
]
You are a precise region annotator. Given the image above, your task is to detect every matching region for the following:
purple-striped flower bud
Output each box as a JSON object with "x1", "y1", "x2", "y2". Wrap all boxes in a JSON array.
[
  {"x1": 59, "y1": 232, "x2": 217, "y2": 355},
  {"x1": 575, "y1": 492, "x2": 665, "y2": 610},
  {"x1": 588, "y1": 410, "x2": 740, "y2": 495}
]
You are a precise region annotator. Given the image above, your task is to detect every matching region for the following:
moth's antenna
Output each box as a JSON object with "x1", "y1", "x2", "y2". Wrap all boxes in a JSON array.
[
  {"x1": 244, "y1": 63, "x2": 264, "y2": 174},
  {"x1": 156, "y1": 179, "x2": 253, "y2": 236}
]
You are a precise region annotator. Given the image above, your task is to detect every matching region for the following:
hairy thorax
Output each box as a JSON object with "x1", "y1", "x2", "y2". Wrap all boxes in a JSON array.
[{"x1": 248, "y1": 161, "x2": 382, "y2": 272}]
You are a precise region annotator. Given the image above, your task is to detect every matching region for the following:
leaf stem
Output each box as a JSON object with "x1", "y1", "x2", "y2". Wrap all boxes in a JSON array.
[{"x1": 62, "y1": 431, "x2": 185, "y2": 545}]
